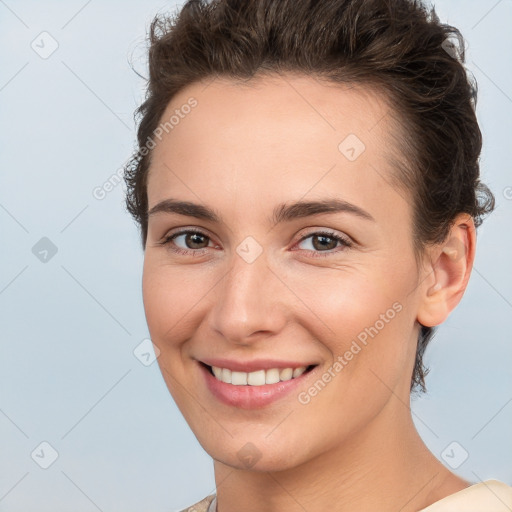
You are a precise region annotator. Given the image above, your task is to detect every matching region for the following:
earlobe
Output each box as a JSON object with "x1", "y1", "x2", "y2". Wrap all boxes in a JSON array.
[{"x1": 417, "y1": 214, "x2": 476, "y2": 327}]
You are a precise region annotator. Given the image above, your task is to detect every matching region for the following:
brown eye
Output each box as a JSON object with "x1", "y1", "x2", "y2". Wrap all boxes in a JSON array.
[
  {"x1": 181, "y1": 232, "x2": 210, "y2": 249},
  {"x1": 159, "y1": 229, "x2": 214, "y2": 255},
  {"x1": 296, "y1": 230, "x2": 352, "y2": 258},
  {"x1": 311, "y1": 234, "x2": 339, "y2": 251}
]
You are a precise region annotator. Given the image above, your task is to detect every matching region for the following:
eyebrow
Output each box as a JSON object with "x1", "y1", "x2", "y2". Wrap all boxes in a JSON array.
[{"x1": 147, "y1": 198, "x2": 375, "y2": 224}]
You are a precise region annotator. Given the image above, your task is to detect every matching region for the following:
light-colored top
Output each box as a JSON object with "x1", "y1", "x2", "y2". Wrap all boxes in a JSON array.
[
  {"x1": 417, "y1": 479, "x2": 512, "y2": 511},
  {"x1": 180, "y1": 479, "x2": 512, "y2": 511}
]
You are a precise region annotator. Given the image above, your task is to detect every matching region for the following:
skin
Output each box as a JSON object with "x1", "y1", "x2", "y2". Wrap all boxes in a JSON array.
[{"x1": 142, "y1": 73, "x2": 476, "y2": 512}]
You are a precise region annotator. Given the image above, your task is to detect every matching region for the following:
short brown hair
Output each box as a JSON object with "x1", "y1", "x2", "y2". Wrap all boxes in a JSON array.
[{"x1": 124, "y1": 0, "x2": 495, "y2": 393}]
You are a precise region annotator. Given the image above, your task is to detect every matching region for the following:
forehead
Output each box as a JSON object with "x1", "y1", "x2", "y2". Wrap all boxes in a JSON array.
[{"x1": 147, "y1": 73, "x2": 404, "y2": 214}]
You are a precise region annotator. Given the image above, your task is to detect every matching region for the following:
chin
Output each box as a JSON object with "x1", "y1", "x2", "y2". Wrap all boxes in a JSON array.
[
  {"x1": 212, "y1": 448, "x2": 304, "y2": 473},
  {"x1": 196, "y1": 428, "x2": 314, "y2": 473}
]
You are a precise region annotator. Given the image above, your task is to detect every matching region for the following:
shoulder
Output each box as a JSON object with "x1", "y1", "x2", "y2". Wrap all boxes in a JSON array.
[
  {"x1": 419, "y1": 480, "x2": 512, "y2": 511},
  {"x1": 178, "y1": 493, "x2": 216, "y2": 512}
]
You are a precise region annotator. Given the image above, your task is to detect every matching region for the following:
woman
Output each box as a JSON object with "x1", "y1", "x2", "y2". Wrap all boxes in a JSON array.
[{"x1": 123, "y1": 0, "x2": 512, "y2": 510}]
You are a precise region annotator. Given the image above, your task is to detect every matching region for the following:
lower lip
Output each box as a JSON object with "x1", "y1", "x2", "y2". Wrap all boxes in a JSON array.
[{"x1": 199, "y1": 362, "x2": 316, "y2": 409}]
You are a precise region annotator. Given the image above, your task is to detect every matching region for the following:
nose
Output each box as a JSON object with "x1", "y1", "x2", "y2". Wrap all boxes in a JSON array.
[{"x1": 207, "y1": 247, "x2": 288, "y2": 346}]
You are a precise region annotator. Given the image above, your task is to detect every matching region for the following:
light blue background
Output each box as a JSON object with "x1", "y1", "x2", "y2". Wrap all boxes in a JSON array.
[{"x1": 1, "y1": 1, "x2": 511, "y2": 510}]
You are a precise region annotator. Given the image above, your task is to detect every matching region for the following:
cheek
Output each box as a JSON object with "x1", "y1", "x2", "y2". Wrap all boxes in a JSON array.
[
  {"x1": 284, "y1": 261, "x2": 405, "y2": 337},
  {"x1": 284, "y1": 260, "x2": 415, "y2": 382},
  {"x1": 141, "y1": 258, "x2": 200, "y2": 343}
]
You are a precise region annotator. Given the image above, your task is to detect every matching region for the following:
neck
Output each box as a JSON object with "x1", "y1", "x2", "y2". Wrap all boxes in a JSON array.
[{"x1": 212, "y1": 395, "x2": 470, "y2": 512}]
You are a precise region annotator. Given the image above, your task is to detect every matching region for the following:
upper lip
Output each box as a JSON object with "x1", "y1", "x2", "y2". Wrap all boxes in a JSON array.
[{"x1": 198, "y1": 358, "x2": 317, "y2": 373}]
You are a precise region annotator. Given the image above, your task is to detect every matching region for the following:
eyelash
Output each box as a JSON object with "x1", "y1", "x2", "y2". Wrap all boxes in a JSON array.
[{"x1": 158, "y1": 228, "x2": 353, "y2": 258}]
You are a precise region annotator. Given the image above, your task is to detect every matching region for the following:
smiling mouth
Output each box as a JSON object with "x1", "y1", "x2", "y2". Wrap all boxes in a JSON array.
[{"x1": 200, "y1": 362, "x2": 317, "y2": 386}]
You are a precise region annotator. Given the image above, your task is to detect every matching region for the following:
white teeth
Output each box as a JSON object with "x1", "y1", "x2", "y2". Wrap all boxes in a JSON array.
[
  {"x1": 221, "y1": 368, "x2": 231, "y2": 384},
  {"x1": 279, "y1": 368, "x2": 293, "y2": 381},
  {"x1": 247, "y1": 370, "x2": 266, "y2": 386},
  {"x1": 293, "y1": 367, "x2": 306, "y2": 378},
  {"x1": 265, "y1": 368, "x2": 280, "y2": 384},
  {"x1": 231, "y1": 371, "x2": 247, "y2": 385},
  {"x1": 210, "y1": 365, "x2": 309, "y2": 385}
]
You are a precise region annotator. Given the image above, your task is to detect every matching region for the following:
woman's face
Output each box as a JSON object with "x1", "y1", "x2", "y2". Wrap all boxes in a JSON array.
[{"x1": 142, "y1": 74, "x2": 428, "y2": 471}]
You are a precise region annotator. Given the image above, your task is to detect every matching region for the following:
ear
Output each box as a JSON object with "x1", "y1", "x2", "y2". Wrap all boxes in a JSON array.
[{"x1": 416, "y1": 213, "x2": 476, "y2": 327}]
